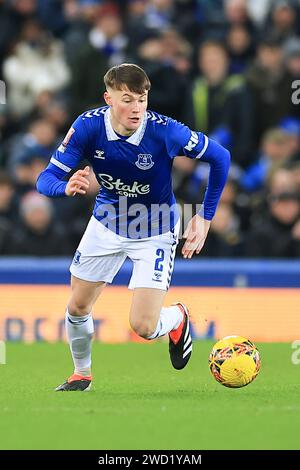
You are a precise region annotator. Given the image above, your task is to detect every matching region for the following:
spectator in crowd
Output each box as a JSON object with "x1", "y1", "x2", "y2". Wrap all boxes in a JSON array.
[
  {"x1": 0, "y1": 171, "x2": 18, "y2": 223},
  {"x1": 3, "y1": 19, "x2": 70, "y2": 117},
  {"x1": 246, "y1": 168, "x2": 300, "y2": 258},
  {"x1": 125, "y1": 0, "x2": 152, "y2": 54},
  {"x1": 240, "y1": 128, "x2": 294, "y2": 193},
  {"x1": 70, "y1": 3, "x2": 131, "y2": 115},
  {"x1": 200, "y1": 201, "x2": 244, "y2": 257},
  {"x1": 3, "y1": 191, "x2": 72, "y2": 256},
  {"x1": 246, "y1": 35, "x2": 292, "y2": 145},
  {"x1": 195, "y1": 0, "x2": 224, "y2": 25},
  {"x1": 62, "y1": 0, "x2": 102, "y2": 64},
  {"x1": 284, "y1": 36, "x2": 300, "y2": 76},
  {"x1": 226, "y1": 24, "x2": 256, "y2": 74},
  {"x1": 219, "y1": 175, "x2": 253, "y2": 232},
  {"x1": 195, "y1": 0, "x2": 255, "y2": 39},
  {"x1": 171, "y1": 155, "x2": 198, "y2": 204},
  {"x1": 224, "y1": 0, "x2": 255, "y2": 33},
  {"x1": 185, "y1": 39, "x2": 254, "y2": 167},
  {"x1": 5, "y1": 119, "x2": 58, "y2": 177},
  {"x1": 32, "y1": 97, "x2": 70, "y2": 135},
  {"x1": 0, "y1": 0, "x2": 15, "y2": 79},
  {"x1": 87, "y1": 3, "x2": 128, "y2": 67},
  {"x1": 13, "y1": 154, "x2": 48, "y2": 198},
  {"x1": 143, "y1": 0, "x2": 175, "y2": 31},
  {"x1": 267, "y1": 0, "x2": 299, "y2": 42},
  {"x1": 278, "y1": 116, "x2": 300, "y2": 158},
  {"x1": 0, "y1": 0, "x2": 40, "y2": 78},
  {"x1": 136, "y1": 29, "x2": 190, "y2": 120}
]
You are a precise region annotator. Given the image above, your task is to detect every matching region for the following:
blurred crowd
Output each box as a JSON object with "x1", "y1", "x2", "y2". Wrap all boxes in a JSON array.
[{"x1": 0, "y1": 0, "x2": 300, "y2": 258}]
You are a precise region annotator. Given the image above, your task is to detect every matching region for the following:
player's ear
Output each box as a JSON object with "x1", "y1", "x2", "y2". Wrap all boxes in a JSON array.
[{"x1": 104, "y1": 91, "x2": 112, "y2": 106}]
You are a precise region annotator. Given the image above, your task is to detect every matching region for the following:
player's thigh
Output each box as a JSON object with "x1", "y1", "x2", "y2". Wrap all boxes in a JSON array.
[
  {"x1": 127, "y1": 221, "x2": 180, "y2": 292},
  {"x1": 129, "y1": 287, "x2": 167, "y2": 337},
  {"x1": 68, "y1": 275, "x2": 106, "y2": 315}
]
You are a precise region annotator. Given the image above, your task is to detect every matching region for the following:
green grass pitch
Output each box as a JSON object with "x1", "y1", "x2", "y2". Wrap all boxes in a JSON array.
[{"x1": 0, "y1": 341, "x2": 299, "y2": 450}]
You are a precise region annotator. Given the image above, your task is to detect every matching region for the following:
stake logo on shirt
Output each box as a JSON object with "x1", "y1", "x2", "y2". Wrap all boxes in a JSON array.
[{"x1": 98, "y1": 173, "x2": 150, "y2": 197}]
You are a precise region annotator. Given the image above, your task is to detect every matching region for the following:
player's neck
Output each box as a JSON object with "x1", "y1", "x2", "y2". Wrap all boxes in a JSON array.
[{"x1": 113, "y1": 125, "x2": 135, "y2": 137}]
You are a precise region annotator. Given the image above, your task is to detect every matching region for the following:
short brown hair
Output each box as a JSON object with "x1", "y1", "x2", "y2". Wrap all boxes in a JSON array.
[{"x1": 104, "y1": 63, "x2": 151, "y2": 94}]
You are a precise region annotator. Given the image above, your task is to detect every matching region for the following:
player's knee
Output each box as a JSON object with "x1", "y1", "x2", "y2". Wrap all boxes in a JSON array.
[
  {"x1": 68, "y1": 300, "x2": 92, "y2": 316},
  {"x1": 130, "y1": 319, "x2": 156, "y2": 339}
]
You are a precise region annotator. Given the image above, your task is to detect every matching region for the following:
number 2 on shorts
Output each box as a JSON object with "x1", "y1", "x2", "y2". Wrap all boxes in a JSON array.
[{"x1": 154, "y1": 249, "x2": 165, "y2": 272}]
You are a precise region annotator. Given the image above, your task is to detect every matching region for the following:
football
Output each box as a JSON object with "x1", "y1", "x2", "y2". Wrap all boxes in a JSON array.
[{"x1": 208, "y1": 335, "x2": 261, "y2": 388}]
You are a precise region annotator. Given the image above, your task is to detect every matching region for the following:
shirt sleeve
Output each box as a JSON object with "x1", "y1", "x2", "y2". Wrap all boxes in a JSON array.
[
  {"x1": 48, "y1": 114, "x2": 88, "y2": 175},
  {"x1": 165, "y1": 117, "x2": 209, "y2": 159},
  {"x1": 166, "y1": 117, "x2": 231, "y2": 220},
  {"x1": 36, "y1": 114, "x2": 88, "y2": 197},
  {"x1": 200, "y1": 138, "x2": 231, "y2": 220}
]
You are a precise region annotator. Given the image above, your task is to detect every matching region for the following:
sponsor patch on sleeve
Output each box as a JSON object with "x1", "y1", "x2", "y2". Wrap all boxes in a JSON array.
[{"x1": 58, "y1": 127, "x2": 75, "y2": 153}]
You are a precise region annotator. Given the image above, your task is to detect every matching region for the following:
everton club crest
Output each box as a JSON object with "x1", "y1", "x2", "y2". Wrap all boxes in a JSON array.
[{"x1": 135, "y1": 154, "x2": 154, "y2": 170}]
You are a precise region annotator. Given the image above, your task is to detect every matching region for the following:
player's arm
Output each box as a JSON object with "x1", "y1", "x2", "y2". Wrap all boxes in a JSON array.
[
  {"x1": 166, "y1": 118, "x2": 231, "y2": 258},
  {"x1": 36, "y1": 115, "x2": 90, "y2": 197}
]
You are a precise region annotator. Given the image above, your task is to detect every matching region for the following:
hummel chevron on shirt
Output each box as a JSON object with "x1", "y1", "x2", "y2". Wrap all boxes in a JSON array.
[{"x1": 36, "y1": 106, "x2": 230, "y2": 238}]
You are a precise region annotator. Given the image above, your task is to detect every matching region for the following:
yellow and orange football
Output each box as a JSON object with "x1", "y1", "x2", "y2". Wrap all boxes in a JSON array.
[{"x1": 208, "y1": 335, "x2": 261, "y2": 388}]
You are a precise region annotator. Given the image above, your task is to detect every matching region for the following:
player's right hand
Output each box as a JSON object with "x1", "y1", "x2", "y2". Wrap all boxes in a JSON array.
[{"x1": 65, "y1": 166, "x2": 90, "y2": 196}]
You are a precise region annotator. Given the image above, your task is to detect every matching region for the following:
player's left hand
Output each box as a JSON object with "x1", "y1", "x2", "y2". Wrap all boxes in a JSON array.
[{"x1": 182, "y1": 214, "x2": 211, "y2": 259}]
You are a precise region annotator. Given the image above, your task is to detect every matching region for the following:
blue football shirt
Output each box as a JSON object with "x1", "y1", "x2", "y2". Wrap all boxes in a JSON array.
[{"x1": 37, "y1": 106, "x2": 230, "y2": 238}]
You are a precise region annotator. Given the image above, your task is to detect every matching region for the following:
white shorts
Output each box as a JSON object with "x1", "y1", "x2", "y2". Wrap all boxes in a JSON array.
[{"x1": 70, "y1": 216, "x2": 180, "y2": 290}]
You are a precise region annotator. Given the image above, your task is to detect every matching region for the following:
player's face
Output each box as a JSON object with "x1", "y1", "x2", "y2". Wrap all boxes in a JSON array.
[{"x1": 104, "y1": 87, "x2": 148, "y2": 135}]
